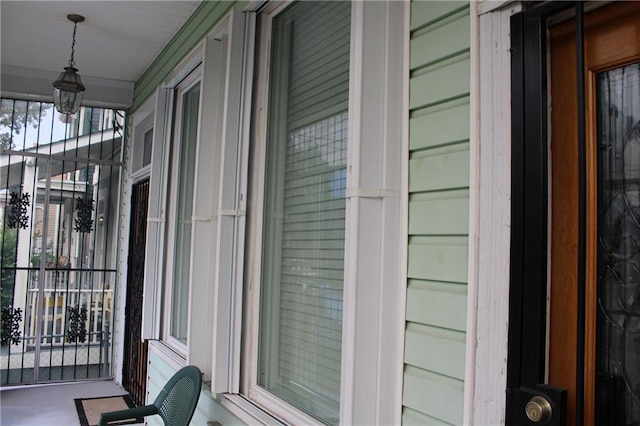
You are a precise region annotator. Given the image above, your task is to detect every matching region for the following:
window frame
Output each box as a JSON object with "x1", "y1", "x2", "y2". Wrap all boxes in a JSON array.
[
  {"x1": 161, "y1": 65, "x2": 203, "y2": 354},
  {"x1": 238, "y1": 1, "x2": 408, "y2": 424},
  {"x1": 243, "y1": 2, "x2": 329, "y2": 424},
  {"x1": 140, "y1": 12, "x2": 241, "y2": 382},
  {"x1": 118, "y1": 94, "x2": 156, "y2": 385},
  {"x1": 129, "y1": 101, "x2": 155, "y2": 181},
  {"x1": 133, "y1": 1, "x2": 408, "y2": 423}
]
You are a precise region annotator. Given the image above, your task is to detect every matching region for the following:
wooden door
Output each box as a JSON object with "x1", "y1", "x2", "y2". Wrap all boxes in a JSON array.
[{"x1": 549, "y1": 3, "x2": 640, "y2": 425}]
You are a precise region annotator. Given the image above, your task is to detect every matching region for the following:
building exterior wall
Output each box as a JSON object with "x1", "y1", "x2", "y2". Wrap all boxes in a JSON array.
[
  {"x1": 129, "y1": 1, "x2": 474, "y2": 424},
  {"x1": 127, "y1": 3, "x2": 242, "y2": 423},
  {"x1": 469, "y1": 3, "x2": 521, "y2": 423},
  {"x1": 403, "y1": 1, "x2": 471, "y2": 424},
  {"x1": 132, "y1": 1, "x2": 240, "y2": 111}
]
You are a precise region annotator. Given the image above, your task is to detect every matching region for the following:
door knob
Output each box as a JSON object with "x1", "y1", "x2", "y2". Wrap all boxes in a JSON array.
[{"x1": 525, "y1": 395, "x2": 552, "y2": 423}]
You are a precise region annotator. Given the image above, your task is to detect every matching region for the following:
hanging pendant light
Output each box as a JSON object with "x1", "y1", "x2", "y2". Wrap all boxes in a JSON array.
[{"x1": 53, "y1": 14, "x2": 86, "y2": 115}]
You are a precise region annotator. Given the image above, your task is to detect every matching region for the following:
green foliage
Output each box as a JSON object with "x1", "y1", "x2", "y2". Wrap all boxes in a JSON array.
[
  {"x1": 30, "y1": 251, "x2": 57, "y2": 267},
  {"x1": 1, "y1": 99, "x2": 52, "y2": 150},
  {"x1": 0, "y1": 223, "x2": 18, "y2": 309}
]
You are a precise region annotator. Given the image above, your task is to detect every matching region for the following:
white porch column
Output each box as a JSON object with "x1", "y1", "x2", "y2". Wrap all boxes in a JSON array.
[{"x1": 14, "y1": 158, "x2": 37, "y2": 329}]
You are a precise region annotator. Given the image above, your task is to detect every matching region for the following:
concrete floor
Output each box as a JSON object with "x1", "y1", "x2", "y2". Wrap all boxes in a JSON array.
[{"x1": 0, "y1": 380, "x2": 129, "y2": 426}]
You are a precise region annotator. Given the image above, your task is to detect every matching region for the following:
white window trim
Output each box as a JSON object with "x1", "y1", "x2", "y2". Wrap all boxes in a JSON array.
[
  {"x1": 220, "y1": 394, "x2": 286, "y2": 425},
  {"x1": 210, "y1": 8, "x2": 252, "y2": 393},
  {"x1": 162, "y1": 65, "x2": 203, "y2": 356},
  {"x1": 116, "y1": 93, "x2": 156, "y2": 384},
  {"x1": 149, "y1": 339, "x2": 188, "y2": 372},
  {"x1": 130, "y1": 113, "x2": 155, "y2": 181},
  {"x1": 142, "y1": 86, "x2": 172, "y2": 341},
  {"x1": 242, "y1": 3, "x2": 308, "y2": 424},
  {"x1": 340, "y1": 2, "x2": 407, "y2": 424},
  {"x1": 465, "y1": 2, "x2": 523, "y2": 425},
  {"x1": 238, "y1": 2, "x2": 408, "y2": 424},
  {"x1": 186, "y1": 30, "x2": 229, "y2": 380},
  {"x1": 141, "y1": 11, "x2": 241, "y2": 379}
]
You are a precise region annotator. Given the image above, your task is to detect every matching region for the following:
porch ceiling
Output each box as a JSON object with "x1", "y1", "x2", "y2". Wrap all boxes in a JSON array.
[{"x1": 0, "y1": 1, "x2": 201, "y2": 108}]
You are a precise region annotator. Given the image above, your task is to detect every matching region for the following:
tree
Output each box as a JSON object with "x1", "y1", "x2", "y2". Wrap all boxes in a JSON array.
[
  {"x1": 0, "y1": 99, "x2": 52, "y2": 150},
  {"x1": 0, "y1": 221, "x2": 18, "y2": 309}
]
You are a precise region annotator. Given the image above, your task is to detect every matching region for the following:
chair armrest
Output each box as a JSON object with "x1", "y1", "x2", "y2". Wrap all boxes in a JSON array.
[{"x1": 97, "y1": 404, "x2": 159, "y2": 425}]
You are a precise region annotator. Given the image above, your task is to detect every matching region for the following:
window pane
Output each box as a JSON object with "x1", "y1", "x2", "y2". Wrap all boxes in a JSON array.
[
  {"x1": 142, "y1": 128, "x2": 153, "y2": 167},
  {"x1": 595, "y1": 62, "x2": 640, "y2": 425},
  {"x1": 170, "y1": 82, "x2": 200, "y2": 343},
  {"x1": 258, "y1": 2, "x2": 350, "y2": 424}
]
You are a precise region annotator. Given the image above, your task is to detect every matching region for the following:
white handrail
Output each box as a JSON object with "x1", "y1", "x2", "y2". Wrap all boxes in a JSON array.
[{"x1": 25, "y1": 286, "x2": 113, "y2": 346}]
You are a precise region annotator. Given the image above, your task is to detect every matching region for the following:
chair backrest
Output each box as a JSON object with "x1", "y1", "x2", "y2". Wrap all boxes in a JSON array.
[{"x1": 152, "y1": 365, "x2": 203, "y2": 426}]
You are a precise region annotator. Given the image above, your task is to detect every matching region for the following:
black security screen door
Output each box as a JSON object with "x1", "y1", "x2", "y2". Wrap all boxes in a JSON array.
[
  {"x1": 508, "y1": 2, "x2": 640, "y2": 425},
  {"x1": 1, "y1": 99, "x2": 124, "y2": 384},
  {"x1": 122, "y1": 178, "x2": 149, "y2": 405}
]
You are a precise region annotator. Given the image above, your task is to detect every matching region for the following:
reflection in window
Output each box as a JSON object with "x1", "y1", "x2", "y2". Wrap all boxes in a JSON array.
[
  {"x1": 258, "y1": 2, "x2": 350, "y2": 424},
  {"x1": 170, "y1": 82, "x2": 200, "y2": 344},
  {"x1": 143, "y1": 128, "x2": 153, "y2": 168},
  {"x1": 596, "y1": 62, "x2": 640, "y2": 425}
]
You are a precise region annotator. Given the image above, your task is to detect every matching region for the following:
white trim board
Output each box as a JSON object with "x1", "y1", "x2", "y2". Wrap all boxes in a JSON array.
[{"x1": 466, "y1": 2, "x2": 523, "y2": 424}]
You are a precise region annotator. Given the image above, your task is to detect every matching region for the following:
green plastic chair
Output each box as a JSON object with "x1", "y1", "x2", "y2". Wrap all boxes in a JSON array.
[{"x1": 98, "y1": 365, "x2": 202, "y2": 426}]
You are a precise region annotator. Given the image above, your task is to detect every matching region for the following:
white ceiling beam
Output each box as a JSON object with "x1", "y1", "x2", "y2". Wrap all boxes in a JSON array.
[{"x1": 1, "y1": 65, "x2": 133, "y2": 109}]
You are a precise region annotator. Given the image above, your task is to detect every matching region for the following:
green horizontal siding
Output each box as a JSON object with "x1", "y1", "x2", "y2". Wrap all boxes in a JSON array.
[
  {"x1": 403, "y1": 366, "x2": 464, "y2": 425},
  {"x1": 194, "y1": 390, "x2": 247, "y2": 426},
  {"x1": 404, "y1": 1, "x2": 470, "y2": 424},
  {"x1": 405, "y1": 279, "x2": 467, "y2": 331},
  {"x1": 409, "y1": 146, "x2": 470, "y2": 192},
  {"x1": 410, "y1": 103, "x2": 470, "y2": 150},
  {"x1": 132, "y1": 1, "x2": 243, "y2": 111},
  {"x1": 409, "y1": 191, "x2": 469, "y2": 235},
  {"x1": 409, "y1": 57, "x2": 470, "y2": 110},
  {"x1": 403, "y1": 406, "x2": 454, "y2": 426},
  {"x1": 407, "y1": 237, "x2": 468, "y2": 283},
  {"x1": 405, "y1": 323, "x2": 466, "y2": 380},
  {"x1": 410, "y1": 13, "x2": 470, "y2": 70},
  {"x1": 410, "y1": 2, "x2": 468, "y2": 31}
]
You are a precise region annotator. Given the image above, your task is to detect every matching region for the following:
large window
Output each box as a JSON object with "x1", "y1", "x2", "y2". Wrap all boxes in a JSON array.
[
  {"x1": 253, "y1": 2, "x2": 350, "y2": 424},
  {"x1": 141, "y1": 21, "x2": 234, "y2": 378},
  {"x1": 165, "y1": 72, "x2": 201, "y2": 347},
  {"x1": 138, "y1": 2, "x2": 406, "y2": 424}
]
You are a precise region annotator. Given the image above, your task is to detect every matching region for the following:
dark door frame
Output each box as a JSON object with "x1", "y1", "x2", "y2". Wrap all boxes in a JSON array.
[
  {"x1": 506, "y1": 2, "x2": 581, "y2": 424},
  {"x1": 123, "y1": 177, "x2": 150, "y2": 406}
]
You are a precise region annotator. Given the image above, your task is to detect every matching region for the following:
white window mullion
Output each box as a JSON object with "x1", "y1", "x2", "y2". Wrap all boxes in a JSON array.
[
  {"x1": 243, "y1": 1, "x2": 273, "y2": 401},
  {"x1": 341, "y1": 2, "x2": 406, "y2": 425},
  {"x1": 142, "y1": 86, "x2": 172, "y2": 340},
  {"x1": 340, "y1": 3, "x2": 362, "y2": 422},
  {"x1": 229, "y1": 9, "x2": 256, "y2": 394},
  {"x1": 187, "y1": 29, "x2": 228, "y2": 378},
  {"x1": 211, "y1": 8, "x2": 252, "y2": 394},
  {"x1": 162, "y1": 66, "x2": 202, "y2": 353}
]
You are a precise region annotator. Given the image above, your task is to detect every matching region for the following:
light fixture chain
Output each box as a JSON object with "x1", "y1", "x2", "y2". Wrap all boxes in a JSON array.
[
  {"x1": 69, "y1": 21, "x2": 78, "y2": 67},
  {"x1": 53, "y1": 14, "x2": 86, "y2": 115}
]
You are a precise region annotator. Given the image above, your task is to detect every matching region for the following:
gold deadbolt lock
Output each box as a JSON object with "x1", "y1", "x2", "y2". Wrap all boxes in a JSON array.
[{"x1": 525, "y1": 395, "x2": 552, "y2": 423}]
